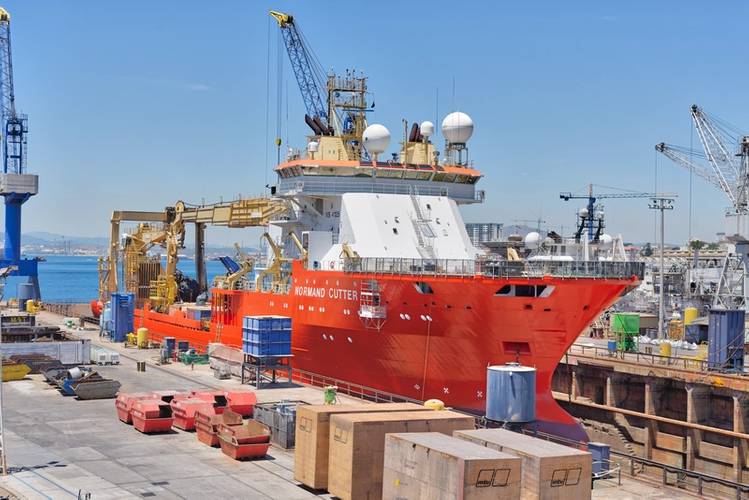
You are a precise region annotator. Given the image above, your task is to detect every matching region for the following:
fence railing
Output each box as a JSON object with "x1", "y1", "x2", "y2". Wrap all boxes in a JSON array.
[
  {"x1": 568, "y1": 343, "x2": 711, "y2": 372},
  {"x1": 520, "y1": 428, "x2": 749, "y2": 499},
  {"x1": 343, "y1": 258, "x2": 645, "y2": 280},
  {"x1": 292, "y1": 368, "x2": 422, "y2": 405}
]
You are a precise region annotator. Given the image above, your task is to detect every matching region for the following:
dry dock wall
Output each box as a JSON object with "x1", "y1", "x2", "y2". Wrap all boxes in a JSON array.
[{"x1": 554, "y1": 356, "x2": 749, "y2": 489}]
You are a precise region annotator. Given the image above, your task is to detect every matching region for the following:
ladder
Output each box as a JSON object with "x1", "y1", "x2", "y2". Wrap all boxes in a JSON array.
[{"x1": 409, "y1": 190, "x2": 435, "y2": 259}]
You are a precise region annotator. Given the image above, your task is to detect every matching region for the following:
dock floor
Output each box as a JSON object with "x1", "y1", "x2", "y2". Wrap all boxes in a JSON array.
[{"x1": 0, "y1": 311, "x2": 711, "y2": 499}]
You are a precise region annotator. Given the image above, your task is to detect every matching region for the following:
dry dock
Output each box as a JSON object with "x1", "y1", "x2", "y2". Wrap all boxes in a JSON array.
[{"x1": 0, "y1": 310, "x2": 717, "y2": 499}]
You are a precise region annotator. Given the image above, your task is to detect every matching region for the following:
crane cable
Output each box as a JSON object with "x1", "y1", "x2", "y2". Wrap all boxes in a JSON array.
[
  {"x1": 263, "y1": 16, "x2": 271, "y2": 186},
  {"x1": 276, "y1": 29, "x2": 283, "y2": 165}
]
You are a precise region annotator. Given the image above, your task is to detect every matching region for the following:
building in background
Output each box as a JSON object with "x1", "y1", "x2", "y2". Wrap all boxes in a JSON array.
[{"x1": 465, "y1": 222, "x2": 503, "y2": 246}]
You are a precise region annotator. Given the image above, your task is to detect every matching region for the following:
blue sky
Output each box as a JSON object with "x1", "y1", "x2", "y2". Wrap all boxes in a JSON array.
[{"x1": 4, "y1": 1, "x2": 749, "y2": 245}]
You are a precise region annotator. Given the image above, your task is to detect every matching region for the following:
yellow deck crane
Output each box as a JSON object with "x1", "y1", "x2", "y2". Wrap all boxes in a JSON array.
[{"x1": 101, "y1": 197, "x2": 290, "y2": 310}]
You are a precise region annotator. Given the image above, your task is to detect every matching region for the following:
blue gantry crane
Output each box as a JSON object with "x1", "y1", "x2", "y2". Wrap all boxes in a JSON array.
[{"x1": 0, "y1": 8, "x2": 39, "y2": 298}]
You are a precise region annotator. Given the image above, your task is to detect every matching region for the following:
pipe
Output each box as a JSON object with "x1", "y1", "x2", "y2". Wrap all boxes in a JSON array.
[{"x1": 304, "y1": 114, "x2": 323, "y2": 135}]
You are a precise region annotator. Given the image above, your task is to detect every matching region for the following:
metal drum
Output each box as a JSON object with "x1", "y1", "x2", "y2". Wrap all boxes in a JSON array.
[{"x1": 486, "y1": 363, "x2": 536, "y2": 423}]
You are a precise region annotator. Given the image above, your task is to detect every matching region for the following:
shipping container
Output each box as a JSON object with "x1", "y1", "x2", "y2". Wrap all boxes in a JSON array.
[{"x1": 708, "y1": 309, "x2": 745, "y2": 371}]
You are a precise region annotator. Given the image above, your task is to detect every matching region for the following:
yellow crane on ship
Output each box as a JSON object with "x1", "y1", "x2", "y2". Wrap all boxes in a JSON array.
[{"x1": 101, "y1": 197, "x2": 291, "y2": 311}]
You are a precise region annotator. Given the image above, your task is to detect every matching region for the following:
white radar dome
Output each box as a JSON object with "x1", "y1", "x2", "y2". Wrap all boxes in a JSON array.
[
  {"x1": 363, "y1": 124, "x2": 391, "y2": 155},
  {"x1": 600, "y1": 233, "x2": 613, "y2": 249},
  {"x1": 420, "y1": 121, "x2": 435, "y2": 138},
  {"x1": 441, "y1": 112, "x2": 474, "y2": 144},
  {"x1": 524, "y1": 231, "x2": 541, "y2": 250},
  {"x1": 578, "y1": 208, "x2": 589, "y2": 218},
  {"x1": 307, "y1": 141, "x2": 319, "y2": 153}
]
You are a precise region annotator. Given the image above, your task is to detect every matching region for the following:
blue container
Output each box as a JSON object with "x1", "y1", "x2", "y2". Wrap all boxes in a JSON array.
[
  {"x1": 110, "y1": 293, "x2": 134, "y2": 343},
  {"x1": 589, "y1": 442, "x2": 611, "y2": 476},
  {"x1": 607, "y1": 340, "x2": 617, "y2": 354},
  {"x1": 243, "y1": 315, "x2": 292, "y2": 331},
  {"x1": 163, "y1": 337, "x2": 176, "y2": 357},
  {"x1": 243, "y1": 329, "x2": 291, "y2": 343},
  {"x1": 708, "y1": 309, "x2": 745, "y2": 371},
  {"x1": 177, "y1": 340, "x2": 189, "y2": 352},
  {"x1": 243, "y1": 340, "x2": 292, "y2": 357}
]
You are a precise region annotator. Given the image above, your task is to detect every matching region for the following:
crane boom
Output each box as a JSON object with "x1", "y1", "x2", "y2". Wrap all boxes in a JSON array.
[
  {"x1": 690, "y1": 105, "x2": 741, "y2": 205},
  {"x1": 0, "y1": 8, "x2": 26, "y2": 174},
  {"x1": 270, "y1": 10, "x2": 329, "y2": 127},
  {"x1": 655, "y1": 142, "x2": 725, "y2": 193}
]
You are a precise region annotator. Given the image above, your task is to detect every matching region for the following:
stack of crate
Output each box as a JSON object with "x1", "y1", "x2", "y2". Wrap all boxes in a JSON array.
[{"x1": 242, "y1": 315, "x2": 292, "y2": 357}]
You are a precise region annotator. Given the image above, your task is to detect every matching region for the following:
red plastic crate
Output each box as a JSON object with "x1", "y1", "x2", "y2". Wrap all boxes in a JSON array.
[
  {"x1": 218, "y1": 435, "x2": 271, "y2": 460},
  {"x1": 131, "y1": 399, "x2": 173, "y2": 433},
  {"x1": 195, "y1": 422, "x2": 219, "y2": 447},
  {"x1": 171, "y1": 399, "x2": 213, "y2": 431},
  {"x1": 115, "y1": 393, "x2": 153, "y2": 424},
  {"x1": 190, "y1": 391, "x2": 228, "y2": 413},
  {"x1": 224, "y1": 391, "x2": 257, "y2": 417}
]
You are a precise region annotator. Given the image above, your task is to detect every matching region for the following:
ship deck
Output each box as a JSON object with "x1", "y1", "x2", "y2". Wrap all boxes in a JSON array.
[{"x1": 0, "y1": 310, "x2": 710, "y2": 499}]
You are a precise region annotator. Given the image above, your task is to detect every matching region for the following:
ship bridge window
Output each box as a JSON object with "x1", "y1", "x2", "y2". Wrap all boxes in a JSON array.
[
  {"x1": 414, "y1": 282, "x2": 434, "y2": 294},
  {"x1": 515, "y1": 285, "x2": 535, "y2": 297}
]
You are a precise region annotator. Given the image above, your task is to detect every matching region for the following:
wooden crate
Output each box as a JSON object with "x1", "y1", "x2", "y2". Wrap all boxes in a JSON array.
[
  {"x1": 293, "y1": 403, "x2": 430, "y2": 489},
  {"x1": 454, "y1": 429, "x2": 591, "y2": 500},
  {"x1": 328, "y1": 410, "x2": 475, "y2": 500},
  {"x1": 383, "y1": 432, "x2": 521, "y2": 500}
]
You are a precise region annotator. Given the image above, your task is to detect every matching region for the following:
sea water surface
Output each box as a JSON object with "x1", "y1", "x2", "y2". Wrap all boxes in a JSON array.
[{"x1": 5, "y1": 255, "x2": 227, "y2": 302}]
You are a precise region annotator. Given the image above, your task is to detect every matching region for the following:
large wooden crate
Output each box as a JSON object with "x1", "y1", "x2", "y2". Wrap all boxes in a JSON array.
[
  {"x1": 328, "y1": 410, "x2": 475, "y2": 500},
  {"x1": 383, "y1": 432, "x2": 521, "y2": 500},
  {"x1": 293, "y1": 403, "x2": 430, "y2": 489},
  {"x1": 454, "y1": 429, "x2": 591, "y2": 500}
]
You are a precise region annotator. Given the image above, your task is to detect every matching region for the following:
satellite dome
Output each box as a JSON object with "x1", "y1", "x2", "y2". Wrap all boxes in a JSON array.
[
  {"x1": 524, "y1": 231, "x2": 541, "y2": 250},
  {"x1": 600, "y1": 233, "x2": 613, "y2": 250},
  {"x1": 420, "y1": 121, "x2": 435, "y2": 138},
  {"x1": 578, "y1": 208, "x2": 589, "y2": 218},
  {"x1": 307, "y1": 141, "x2": 319, "y2": 153},
  {"x1": 363, "y1": 124, "x2": 391, "y2": 155},
  {"x1": 441, "y1": 112, "x2": 474, "y2": 144}
]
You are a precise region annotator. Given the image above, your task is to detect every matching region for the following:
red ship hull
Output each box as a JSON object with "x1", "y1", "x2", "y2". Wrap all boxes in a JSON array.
[{"x1": 135, "y1": 261, "x2": 637, "y2": 441}]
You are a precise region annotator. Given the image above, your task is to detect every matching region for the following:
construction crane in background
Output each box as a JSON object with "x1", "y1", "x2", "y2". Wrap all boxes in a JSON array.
[
  {"x1": 656, "y1": 105, "x2": 749, "y2": 233},
  {"x1": 269, "y1": 10, "x2": 331, "y2": 133},
  {"x1": 0, "y1": 8, "x2": 39, "y2": 297},
  {"x1": 657, "y1": 105, "x2": 749, "y2": 309},
  {"x1": 512, "y1": 218, "x2": 546, "y2": 233},
  {"x1": 560, "y1": 184, "x2": 661, "y2": 242}
]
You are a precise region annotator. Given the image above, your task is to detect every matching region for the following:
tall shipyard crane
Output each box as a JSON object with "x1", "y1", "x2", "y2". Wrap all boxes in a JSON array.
[
  {"x1": 269, "y1": 10, "x2": 332, "y2": 133},
  {"x1": 560, "y1": 184, "x2": 661, "y2": 242},
  {"x1": 0, "y1": 8, "x2": 39, "y2": 298},
  {"x1": 657, "y1": 105, "x2": 749, "y2": 309},
  {"x1": 656, "y1": 105, "x2": 749, "y2": 231}
]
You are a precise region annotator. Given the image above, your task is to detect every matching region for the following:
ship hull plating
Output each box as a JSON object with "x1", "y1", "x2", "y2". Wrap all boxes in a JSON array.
[{"x1": 136, "y1": 263, "x2": 635, "y2": 441}]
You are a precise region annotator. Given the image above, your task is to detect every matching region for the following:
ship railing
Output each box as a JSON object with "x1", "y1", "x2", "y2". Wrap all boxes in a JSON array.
[{"x1": 343, "y1": 258, "x2": 645, "y2": 280}]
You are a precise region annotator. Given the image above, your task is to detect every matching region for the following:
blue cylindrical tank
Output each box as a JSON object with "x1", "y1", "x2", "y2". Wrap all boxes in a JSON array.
[
  {"x1": 486, "y1": 363, "x2": 536, "y2": 423},
  {"x1": 17, "y1": 283, "x2": 34, "y2": 311}
]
